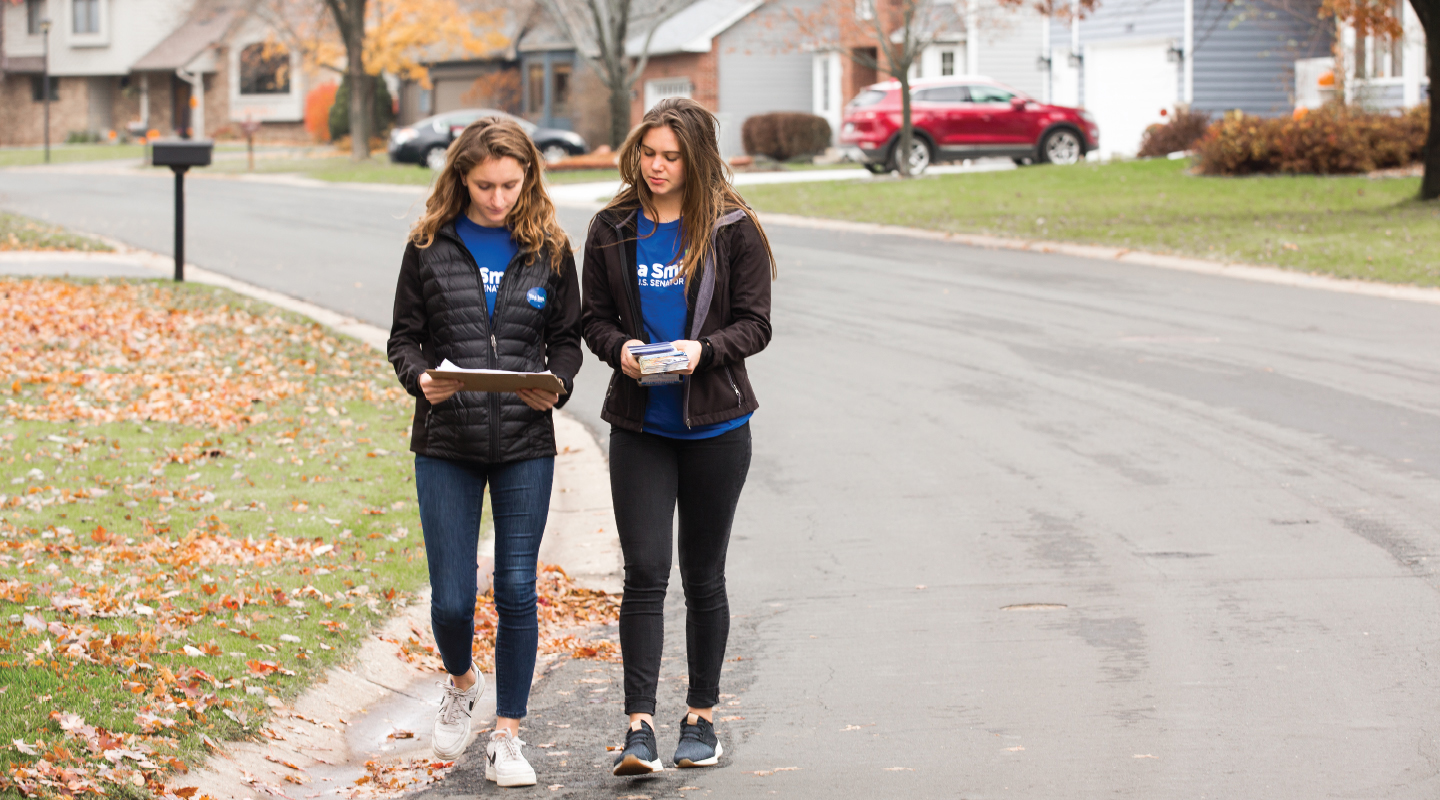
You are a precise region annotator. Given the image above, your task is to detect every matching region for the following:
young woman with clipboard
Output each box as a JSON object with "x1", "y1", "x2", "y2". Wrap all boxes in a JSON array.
[
  {"x1": 388, "y1": 117, "x2": 581, "y2": 788},
  {"x1": 581, "y1": 98, "x2": 776, "y2": 775}
]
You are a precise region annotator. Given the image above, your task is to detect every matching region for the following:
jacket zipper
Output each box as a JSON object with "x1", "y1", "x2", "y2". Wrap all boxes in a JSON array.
[
  {"x1": 724, "y1": 366, "x2": 743, "y2": 407},
  {"x1": 440, "y1": 226, "x2": 524, "y2": 462}
]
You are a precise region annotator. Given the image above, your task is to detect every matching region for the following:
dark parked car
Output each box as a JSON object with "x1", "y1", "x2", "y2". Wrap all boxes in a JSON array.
[
  {"x1": 839, "y1": 77, "x2": 1099, "y2": 174},
  {"x1": 388, "y1": 109, "x2": 588, "y2": 169}
]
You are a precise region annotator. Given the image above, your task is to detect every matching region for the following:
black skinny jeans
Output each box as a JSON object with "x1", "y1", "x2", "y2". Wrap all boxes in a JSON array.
[{"x1": 610, "y1": 423, "x2": 752, "y2": 716}]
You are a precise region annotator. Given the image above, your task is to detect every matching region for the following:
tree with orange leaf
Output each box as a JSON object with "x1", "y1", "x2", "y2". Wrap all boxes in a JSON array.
[{"x1": 258, "y1": 0, "x2": 509, "y2": 160}]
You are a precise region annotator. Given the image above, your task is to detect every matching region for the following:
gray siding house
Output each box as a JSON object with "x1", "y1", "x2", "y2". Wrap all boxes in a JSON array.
[{"x1": 1047, "y1": 0, "x2": 1331, "y2": 157}]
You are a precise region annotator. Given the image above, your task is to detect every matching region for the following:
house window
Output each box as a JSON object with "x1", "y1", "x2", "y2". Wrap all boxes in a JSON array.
[
  {"x1": 551, "y1": 62, "x2": 571, "y2": 116},
  {"x1": 941, "y1": 50, "x2": 955, "y2": 76},
  {"x1": 31, "y1": 76, "x2": 59, "y2": 102},
  {"x1": 239, "y1": 43, "x2": 291, "y2": 94},
  {"x1": 528, "y1": 63, "x2": 545, "y2": 114},
  {"x1": 26, "y1": 0, "x2": 45, "y2": 35},
  {"x1": 644, "y1": 77, "x2": 691, "y2": 111},
  {"x1": 855, "y1": 0, "x2": 874, "y2": 20},
  {"x1": 72, "y1": 0, "x2": 98, "y2": 34}
]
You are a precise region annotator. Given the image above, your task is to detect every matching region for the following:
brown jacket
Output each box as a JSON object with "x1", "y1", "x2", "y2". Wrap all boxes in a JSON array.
[{"x1": 581, "y1": 205, "x2": 772, "y2": 432}]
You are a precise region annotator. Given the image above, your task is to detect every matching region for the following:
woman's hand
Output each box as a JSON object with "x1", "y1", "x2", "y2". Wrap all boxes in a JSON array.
[
  {"x1": 620, "y1": 339, "x2": 644, "y2": 380},
  {"x1": 670, "y1": 340, "x2": 704, "y2": 375},
  {"x1": 419, "y1": 372, "x2": 463, "y2": 405},
  {"x1": 516, "y1": 388, "x2": 560, "y2": 411}
]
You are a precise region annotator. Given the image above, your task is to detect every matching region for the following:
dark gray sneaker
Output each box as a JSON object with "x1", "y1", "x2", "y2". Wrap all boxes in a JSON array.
[
  {"x1": 612, "y1": 720, "x2": 663, "y2": 776},
  {"x1": 673, "y1": 713, "x2": 723, "y2": 768}
]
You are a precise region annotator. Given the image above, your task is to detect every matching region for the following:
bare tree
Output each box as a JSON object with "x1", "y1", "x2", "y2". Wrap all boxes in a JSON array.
[
  {"x1": 790, "y1": 0, "x2": 954, "y2": 176},
  {"x1": 538, "y1": 0, "x2": 685, "y2": 148}
]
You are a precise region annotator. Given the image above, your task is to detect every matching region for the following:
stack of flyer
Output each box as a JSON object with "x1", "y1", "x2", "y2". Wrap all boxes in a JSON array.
[{"x1": 628, "y1": 342, "x2": 689, "y2": 386}]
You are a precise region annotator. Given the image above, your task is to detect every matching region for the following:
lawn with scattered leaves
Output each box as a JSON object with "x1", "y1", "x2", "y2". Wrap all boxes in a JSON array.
[
  {"x1": 741, "y1": 158, "x2": 1440, "y2": 286},
  {"x1": 0, "y1": 278, "x2": 617, "y2": 799},
  {"x1": 0, "y1": 214, "x2": 112, "y2": 253}
]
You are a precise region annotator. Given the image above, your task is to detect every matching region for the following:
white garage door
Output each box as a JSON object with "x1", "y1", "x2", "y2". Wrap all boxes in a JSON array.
[{"x1": 1083, "y1": 41, "x2": 1178, "y2": 159}]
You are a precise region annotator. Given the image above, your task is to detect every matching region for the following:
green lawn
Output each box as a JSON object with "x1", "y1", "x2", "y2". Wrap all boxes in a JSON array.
[
  {"x1": 0, "y1": 279, "x2": 442, "y2": 797},
  {"x1": 740, "y1": 159, "x2": 1440, "y2": 287},
  {"x1": 0, "y1": 212, "x2": 112, "y2": 252},
  {"x1": 0, "y1": 144, "x2": 147, "y2": 168},
  {"x1": 207, "y1": 155, "x2": 621, "y2": 188},
  {"x1": 205, "y1": 155, "x2": 439, "y2": 186}
]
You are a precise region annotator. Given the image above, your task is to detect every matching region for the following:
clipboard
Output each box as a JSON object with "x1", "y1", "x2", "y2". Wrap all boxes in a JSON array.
[{"x1": 425, "y1": 360, "x2": 567, "y2": 394}]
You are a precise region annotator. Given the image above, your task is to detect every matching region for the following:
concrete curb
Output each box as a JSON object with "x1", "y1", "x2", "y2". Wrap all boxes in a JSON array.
[
  {"x1": 0, "y1": 245, "x2": 621, "y2": 799},
  {"x1": 754, "y1": 212, "x2": 1440, "y2": 307}
]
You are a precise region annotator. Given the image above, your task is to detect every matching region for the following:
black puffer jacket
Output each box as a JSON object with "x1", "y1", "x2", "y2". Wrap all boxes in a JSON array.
[{"x1": 388, "y1": 220, "x2": 582, "y2": 463}]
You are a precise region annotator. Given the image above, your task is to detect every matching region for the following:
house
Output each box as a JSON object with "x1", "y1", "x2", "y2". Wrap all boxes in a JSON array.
[
  {"x1": 1304, "y1": 1, "x2": 1428, "y2": 111},
  {"x1": 624, "y1": 0, "x2": 1053, "y2": 157},
  {"x1": 0, "y1": 0, "x2": 314, "y2": 145},
  {"x1": 1044, "y1": 0, "x2": 1332, "y2": 158},
  {"x1": 395, "y1": 3, "x2": 529, "y2": 126}
]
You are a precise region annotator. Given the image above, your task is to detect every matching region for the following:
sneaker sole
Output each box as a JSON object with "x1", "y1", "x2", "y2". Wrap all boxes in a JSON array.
[
  {"x1": 612, "y1": 754, "x2": 664, "y2": 776},
  {"x1": 677, "y1": 741, "x2": 724, "y2": 768},
  {"x1": 485, "y1": 762, "x2": 537, "y2": 787}
]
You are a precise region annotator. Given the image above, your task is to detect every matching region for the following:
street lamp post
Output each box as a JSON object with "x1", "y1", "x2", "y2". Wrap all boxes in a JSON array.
[{"x1": 40, "y1": 18, "x2": 51, "y2": 164}]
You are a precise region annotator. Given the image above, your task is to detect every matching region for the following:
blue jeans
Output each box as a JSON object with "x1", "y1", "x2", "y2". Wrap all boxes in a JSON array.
[{"x1": 415, "y1": 454, "x2": 554, "y2": 719}]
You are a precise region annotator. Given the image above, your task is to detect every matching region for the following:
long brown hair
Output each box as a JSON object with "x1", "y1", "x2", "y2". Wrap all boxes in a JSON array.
[
  {"x1": 410, "y1": 116, "x2": 568, "y2": 272},
  {"x1": 606, "y1": 98, "x2": 776, "y2": 283}
]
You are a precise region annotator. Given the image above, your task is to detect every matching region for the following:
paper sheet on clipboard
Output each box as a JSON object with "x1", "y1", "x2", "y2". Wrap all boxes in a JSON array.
[{"x1": 424, "y1": 359, "x2": 567, "y2": 394}]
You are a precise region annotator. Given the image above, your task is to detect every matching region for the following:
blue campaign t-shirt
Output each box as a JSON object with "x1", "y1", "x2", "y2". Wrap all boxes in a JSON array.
[
  {"x1": 455, "y1": 215, "x2": 518, "y2": 319},
  {"x1": 636, "y1": 213, "x2": 752, "y2": 439}
]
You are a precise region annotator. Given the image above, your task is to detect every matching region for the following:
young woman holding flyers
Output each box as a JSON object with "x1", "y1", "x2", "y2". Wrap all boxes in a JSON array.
[
  {"x1": 387, "y1": 118, "x2": 581, "y2": 788},
  {"x1": 581, "y1": 98, "x2": 776, "y2": 775}
]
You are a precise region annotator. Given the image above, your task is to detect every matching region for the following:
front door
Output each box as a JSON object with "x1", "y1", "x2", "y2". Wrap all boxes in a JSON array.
[{"x1": 171, "y1": 75, "x2": 192, "y2": 138}]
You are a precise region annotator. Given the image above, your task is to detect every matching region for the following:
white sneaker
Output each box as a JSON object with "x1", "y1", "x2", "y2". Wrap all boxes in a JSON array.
[
  {"x1": 485, "y1": 730, "x2": 537, "y2": 787},
  {"x1": 432, "y1": 676, "x2": 482, "y2": 760}
]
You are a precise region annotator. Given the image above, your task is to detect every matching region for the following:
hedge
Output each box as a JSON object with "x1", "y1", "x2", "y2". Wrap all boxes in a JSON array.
[
  {"x1": 741, "y1": 112, "x2": 832, "y2": 161},
  {"x1": 1137, "y1": 108, "x2": 1212, "y2": 158},
  {"x1": 1195, "y1": 103, "x2": 1427, "y2": 175}
]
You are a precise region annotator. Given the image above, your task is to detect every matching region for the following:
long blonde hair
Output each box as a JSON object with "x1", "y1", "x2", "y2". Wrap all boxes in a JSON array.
[
  {"x1": 606, "y1": 98, "x2": 776, "y2": 283},
  {"x1": 410, "y1": 116, "x2": 568, "y2": 272}
]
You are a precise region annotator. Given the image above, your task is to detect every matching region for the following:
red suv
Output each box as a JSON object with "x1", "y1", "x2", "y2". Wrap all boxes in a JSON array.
[{"x1": 839, "y1": 78, "x2": 1099, "y2": 173}]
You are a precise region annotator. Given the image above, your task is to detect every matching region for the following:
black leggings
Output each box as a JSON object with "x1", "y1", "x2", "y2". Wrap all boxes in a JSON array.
[{"x1": 609, "y1": 423, "x2": 752, "y2": 715}]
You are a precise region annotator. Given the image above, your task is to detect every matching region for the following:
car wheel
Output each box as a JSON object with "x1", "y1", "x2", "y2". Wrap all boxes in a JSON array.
[
  {"x1": 424, "y1": 145, "x2": 449, "y2": 171},
  {"x1": 864, "y1": 162, "x2": 889, "y2": 175},
  {"x1": 1040, "y1": 129, "x2": 1082, "y2": 165},
  {"x1": 894, "y1": 138, "x2": 932, "y2": 175},
  {"x1": 540, "y1": 144, "x2": 570, "y2": 164}
]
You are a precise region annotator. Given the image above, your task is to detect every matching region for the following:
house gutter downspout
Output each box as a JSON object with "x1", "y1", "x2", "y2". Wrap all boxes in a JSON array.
[
  {"x1": 965, "y1": 0, "x2": 979, "y2": 75},
  {"x1": 1182, "y1": 0, "x2": 1194, "y2": 105}
]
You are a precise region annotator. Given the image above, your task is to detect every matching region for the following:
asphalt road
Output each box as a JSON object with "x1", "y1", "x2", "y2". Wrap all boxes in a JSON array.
[{"x1": 5, "y1": 167, "x2": 1440, "y2": 798}]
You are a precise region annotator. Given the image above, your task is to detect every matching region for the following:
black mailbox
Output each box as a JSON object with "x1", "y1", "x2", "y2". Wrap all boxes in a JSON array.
[
  {"x1": 153, "y1": 139, "x2": 213, "y2": 282},
  {"x1": 152, "y1": 139, "x2": 214, "y2": 167}
]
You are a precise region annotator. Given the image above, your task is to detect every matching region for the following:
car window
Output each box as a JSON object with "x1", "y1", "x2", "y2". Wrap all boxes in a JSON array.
[
  {"x1": 848, "y1": 89, "x2": 888, "y2": 107},
  {"x1": 913, "y1": 86, "x2": 970, "y2": 103},
  {"x1": 967, "y1": 85, "x2": 1015, "y2": 104}
]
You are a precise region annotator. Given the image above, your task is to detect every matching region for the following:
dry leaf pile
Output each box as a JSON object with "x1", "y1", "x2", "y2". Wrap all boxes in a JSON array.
[
  {"x1": 2, "y1": 278, "x2": 405, "y2": 429},
  {"x1": 385, "y1": 562, "x2": 619, "y2": 675}
]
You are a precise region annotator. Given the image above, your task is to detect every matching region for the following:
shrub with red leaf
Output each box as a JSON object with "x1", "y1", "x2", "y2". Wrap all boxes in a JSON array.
[
  {"x1": 304, "y1": 83, "x2": 339, "y2": 144},
  {"x1": 1196, "y1": 103, "x2": 1427, "y2": 175}
]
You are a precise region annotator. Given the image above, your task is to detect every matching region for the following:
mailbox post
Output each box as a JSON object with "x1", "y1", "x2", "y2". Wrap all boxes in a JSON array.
[{"x1": 151, "y1": 140, "x2": 213, "y2": 282}]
